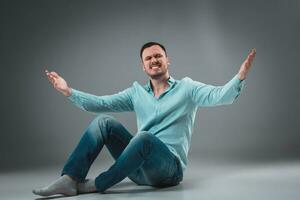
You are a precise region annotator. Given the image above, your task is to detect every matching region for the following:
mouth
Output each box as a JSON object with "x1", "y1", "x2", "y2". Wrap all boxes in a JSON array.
[{"x1": 150, "y1": 64, "x2": 161, "y2": 69}]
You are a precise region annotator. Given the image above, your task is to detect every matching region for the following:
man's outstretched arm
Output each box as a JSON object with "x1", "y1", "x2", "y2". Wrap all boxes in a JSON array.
[
  {"x1": 189, "y1": 49, "x2": 256, "y2": 107},
  {"x1": 45, "y1": 70, "x2": 134, "y2": 113}
]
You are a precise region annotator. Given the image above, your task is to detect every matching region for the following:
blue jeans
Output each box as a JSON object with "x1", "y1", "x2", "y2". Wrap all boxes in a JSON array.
[{"x1": 61, "y1": 114, "x2": 183, "y2": 192}]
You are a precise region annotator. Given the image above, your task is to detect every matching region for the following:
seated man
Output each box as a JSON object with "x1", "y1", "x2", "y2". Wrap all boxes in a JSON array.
[{"x1": 33, "y1": 42, "x2": 256, "y2": 196}]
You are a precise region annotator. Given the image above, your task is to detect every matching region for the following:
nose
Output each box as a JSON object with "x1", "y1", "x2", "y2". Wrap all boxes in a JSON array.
[{"x1": 150, "y1": 57, "x2": 158, "y2": 64}]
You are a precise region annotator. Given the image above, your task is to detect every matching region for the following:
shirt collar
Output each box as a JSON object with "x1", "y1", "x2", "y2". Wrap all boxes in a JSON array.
[{"x1": 144, "y1": 76, "x2": 176, "y2": 92}]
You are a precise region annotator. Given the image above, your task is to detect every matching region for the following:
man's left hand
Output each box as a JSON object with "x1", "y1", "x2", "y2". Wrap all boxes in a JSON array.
[{"x1": 237, "y1": 48, "x2": 256, "y2": 80}]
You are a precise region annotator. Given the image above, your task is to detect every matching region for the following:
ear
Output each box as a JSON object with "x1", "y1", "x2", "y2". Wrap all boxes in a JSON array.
[
  {"x1": 140, "y1": 62, "x2": 146, "y2": 71},
  {"x1": 167, "y1": 57, "x2": 171, "y2": 65}
]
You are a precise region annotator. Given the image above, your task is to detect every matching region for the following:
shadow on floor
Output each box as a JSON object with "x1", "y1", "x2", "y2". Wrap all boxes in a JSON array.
[{"x1": 34, "y1": 180, "x2": 184, "y2": 200}]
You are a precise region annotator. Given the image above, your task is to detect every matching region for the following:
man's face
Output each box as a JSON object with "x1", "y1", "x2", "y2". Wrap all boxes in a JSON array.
[{"x1": 141, "y1": 45, "x2": 169, "y2": 79}]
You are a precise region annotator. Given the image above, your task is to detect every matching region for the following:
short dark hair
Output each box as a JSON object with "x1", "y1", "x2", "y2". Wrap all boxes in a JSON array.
[{"x1": 140, "y1": 42, "x2": 167, "y2": 60}]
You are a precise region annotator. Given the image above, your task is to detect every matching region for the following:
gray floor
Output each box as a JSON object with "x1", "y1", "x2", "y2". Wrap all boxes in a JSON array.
[{"x1": 1, "y1": 159, "x2": 300, "y2": 200}]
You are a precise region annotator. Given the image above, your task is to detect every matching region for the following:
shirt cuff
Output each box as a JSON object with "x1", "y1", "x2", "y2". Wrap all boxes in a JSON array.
[
  {"x1": 232, "y1": 74, "x2": 246, "y2": 92},
  {"x1": 67, "y1": 88, "x2": 78, "y2": 102}
]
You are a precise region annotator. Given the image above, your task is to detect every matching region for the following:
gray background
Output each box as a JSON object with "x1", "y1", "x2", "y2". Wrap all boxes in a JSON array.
[{"x1": 1, "y1": 0, "x2": 299, "y2": 172}]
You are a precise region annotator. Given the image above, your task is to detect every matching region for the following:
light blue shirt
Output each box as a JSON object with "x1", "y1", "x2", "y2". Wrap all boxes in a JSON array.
[{"x1": 68, "y1": 75, "x2": 245, "y2": 171}]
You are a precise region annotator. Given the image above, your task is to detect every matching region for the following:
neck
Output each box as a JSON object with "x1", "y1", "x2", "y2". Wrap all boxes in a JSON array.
[{"x1": 149, "y1": 73, "x2": 170, "y2": 95}]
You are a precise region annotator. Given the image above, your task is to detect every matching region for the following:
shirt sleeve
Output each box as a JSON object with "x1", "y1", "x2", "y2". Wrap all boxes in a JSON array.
[
  {"x1": 188, "y1": 74, "x2": 245, "y2": 107},
  {"x1": 67, "y1": 86, "x2": 135, "y2": 113}
]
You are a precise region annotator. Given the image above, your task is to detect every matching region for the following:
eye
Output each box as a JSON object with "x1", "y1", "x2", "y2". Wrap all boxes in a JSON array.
[{"x1": 154, "y1": 54, "x2": 162, "y2": 58}]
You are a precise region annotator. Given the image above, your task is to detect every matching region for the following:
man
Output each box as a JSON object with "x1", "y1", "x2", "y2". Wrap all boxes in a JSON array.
[{"x1": 33, "y1": 42, "x2": 256, "y2": 197}]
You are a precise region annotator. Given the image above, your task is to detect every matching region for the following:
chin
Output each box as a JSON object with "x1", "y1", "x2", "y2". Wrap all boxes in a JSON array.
[{"x1": 148, "y1": 72, "x2": 167, "y2": 80}]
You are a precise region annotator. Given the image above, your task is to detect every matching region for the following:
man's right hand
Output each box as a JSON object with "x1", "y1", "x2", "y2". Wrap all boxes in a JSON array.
[{"x1": 45, "y1": 69, "x2": 72, "y2": 96}]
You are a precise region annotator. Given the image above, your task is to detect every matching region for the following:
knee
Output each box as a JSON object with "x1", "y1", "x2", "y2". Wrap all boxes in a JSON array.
[
  {"x1": 131, "y1": 132, "x2": 155, "y2": 158},
  {"x1": 94, "y1": 114, "x2": 117, "y2": 127},
  {"x1": 88, "y1": 114, "x2": 118, "y2": 141}
]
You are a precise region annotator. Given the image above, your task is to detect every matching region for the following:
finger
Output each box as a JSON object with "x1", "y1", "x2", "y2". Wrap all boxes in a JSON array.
[
  {"x1": 248, "y1": 55, "x2": 254, "y2": 62},
  {"x1": 50, "y1": 76, "x2": 58, "y2": 84},
  {"x1": 46, "y1": 73, "x2": 53, "y2": 80},
  {"x1": 248, "y1": 57, "x2": 255, "y2": 66},
  {"x1": 249, "y1": 52, "x2": 256, "y2": 61},
  {"x1": 48, "y1": 74, "x2": 55, "y2": 81},
  {"x1": 44, "y1": 69, "x2": 56, "y2": 84},
  {"x1": 248, "y1": 48, "x2": 255, "y2": 54},
  {"x1": 46, "y1": 72, "x2": 56, "y2": 81},
  {"x1": 45, "y1": 69, "x2": 50, "y2": 76},
  {"x1": 46, "y1": 73, "x2": 50, "y2": 79},
  {"x1": 48, "y1": 73, "x2": 57, "y2": 80},
  {"x1": 250, "y1": 48, "x2": 256, "y2": 57},
  {"x1": 47, "y1": 76, "x2": 55, "y2": 84},
  {"x1": 51, "y1": 71, "x2": 59, "y2": 78},
  {"x1": 47, "y1": 73, "x2": 57, "y2": 82},
  {"x1": 46, "y1": 71, "x2": 58, "y2": 78},
  {"x1": 247, "y1": 50, "x2": 256, "y2": 61},
  {"x1": 244, "y1": 60, "x2": 250, "y2": 68},
  {"x1": 46, "y1": 72, "x2": 51, "y2": 79}
]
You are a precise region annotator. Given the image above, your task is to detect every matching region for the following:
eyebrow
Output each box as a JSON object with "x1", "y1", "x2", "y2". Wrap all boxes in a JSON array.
[{"x1": 144, "y1": 53, "x2": 163, "y2": 60}]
